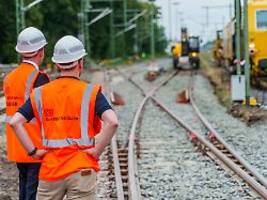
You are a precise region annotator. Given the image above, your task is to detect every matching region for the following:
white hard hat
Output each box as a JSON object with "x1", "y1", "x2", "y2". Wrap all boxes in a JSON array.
[
  {"x1": 52, "y1": 35, "x2": 87, "y2": 69},
  {"x1": 15, "y1": 27, "x2": 47, "y2": 54}
]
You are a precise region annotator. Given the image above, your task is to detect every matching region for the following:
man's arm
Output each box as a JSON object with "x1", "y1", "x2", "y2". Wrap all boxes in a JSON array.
[
  {"x1": 9, "y1": 112, "x2": 47, "y2": 159},
  {"x1": 94, "y1": 109, "x2": 118, "y2": 158},
  {"x1": 84, "y1": 108, "x2": 118, "y2": 159}
]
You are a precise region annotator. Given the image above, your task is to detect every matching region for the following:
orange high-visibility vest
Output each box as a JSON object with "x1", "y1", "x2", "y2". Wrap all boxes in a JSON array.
[
  {"x1": 4, "y1": 62, "x2": 45, "y2": 162},
  {"x1": 30, "y1": 78, "x2": 102, "y2": 181}
]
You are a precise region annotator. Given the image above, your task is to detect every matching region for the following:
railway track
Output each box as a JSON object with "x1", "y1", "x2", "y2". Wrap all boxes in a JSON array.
[
  {"x1": 188, "y1": 72, "x2": 267, "y2": 188},
  {"x1": 155, "y1": 71, "x2": 267, "y2": 198},
  {"x1": 1, "y1": 60, "x2": 267, "y2": 199},
  {"x1": 102, "y1": 65, "x2": 177, "y2": 199},
  {"x1": 111, "y1": 67, "x2": 267, "y2": 199}
]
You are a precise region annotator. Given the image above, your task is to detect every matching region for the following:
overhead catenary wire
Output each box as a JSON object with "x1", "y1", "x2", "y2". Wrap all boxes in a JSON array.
[{"x1": 86, "y1": 8, "x2": 112, "y2": 26}]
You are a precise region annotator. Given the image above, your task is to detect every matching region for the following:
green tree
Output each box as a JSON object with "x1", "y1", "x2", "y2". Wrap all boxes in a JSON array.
[
  {"x1": 0, "y1": 0, "x2": 167, "y2": 64},
  {"x1": 0, "y1": 1, "x2": 16, "y2": 63}
]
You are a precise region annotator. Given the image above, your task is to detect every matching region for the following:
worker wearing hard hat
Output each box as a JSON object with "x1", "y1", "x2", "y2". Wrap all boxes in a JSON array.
[
  {"x1": 3, "y1": 27, "x2": 49, "y2": 200},
  {"x1": 10, "y1": 35, "x2": 118, "y2": 200}
]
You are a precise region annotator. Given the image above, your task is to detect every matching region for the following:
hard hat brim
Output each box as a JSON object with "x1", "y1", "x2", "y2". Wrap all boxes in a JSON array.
[
  {"x1": 52, "y1": 52, "x2": 87, "y2": 64},
  {"x1": 15, "y1": 41, "x2": 48, "y2": 54}
]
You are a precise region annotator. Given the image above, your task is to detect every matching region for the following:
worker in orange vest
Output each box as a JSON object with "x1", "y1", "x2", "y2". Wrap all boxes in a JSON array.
[
  {"x1": 3, "y1": 27, "x2": 49, "y2": 200},
  {"x1": 10, "y1": 35, "x2": 118, "y2": 200}
]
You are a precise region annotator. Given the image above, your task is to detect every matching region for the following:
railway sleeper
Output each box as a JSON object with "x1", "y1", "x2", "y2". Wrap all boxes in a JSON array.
[
  {"x1": 120, "y1": 169, "x2": 128, "y2": 176},
  {"x1": 119, "y1": 163, "x2": 128, "y2": 169}
]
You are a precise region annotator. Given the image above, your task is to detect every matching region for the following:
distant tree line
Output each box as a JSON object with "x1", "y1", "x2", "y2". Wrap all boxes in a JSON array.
[{"x1": 0, "y1": 0, "x2": 167, "y2": 64}]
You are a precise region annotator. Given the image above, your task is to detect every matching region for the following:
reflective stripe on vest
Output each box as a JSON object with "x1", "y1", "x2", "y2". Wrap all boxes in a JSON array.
[
  {"x1": 25, "y1": 70, "x2": 39, "y2": 102},
  {"x1": 34, "y1": 84, "x2": 95, "y2": 148},
  {"x1": 5, "y1": 70, "x2": 38, "y2": 125}
]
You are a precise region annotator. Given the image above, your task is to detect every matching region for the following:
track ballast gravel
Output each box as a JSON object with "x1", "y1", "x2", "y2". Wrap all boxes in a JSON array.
[
  {"x1": 192, "y1": 75, "x2": 267, "y2": 179},
  {"x1": 138, "y1": 101, "x2": 256, "y2": 199}
]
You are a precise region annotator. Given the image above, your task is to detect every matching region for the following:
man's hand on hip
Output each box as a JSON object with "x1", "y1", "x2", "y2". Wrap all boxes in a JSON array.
[
  {"x1": 82, "y1": 148, "x2": 100, "y2": 160},
  {"x1": 32, "y1": 149, "x2": 48, "y2": 160}
]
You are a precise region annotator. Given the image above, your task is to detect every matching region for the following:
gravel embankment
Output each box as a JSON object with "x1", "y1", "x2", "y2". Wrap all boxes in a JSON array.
[
  {"x1": 192, "y1": 74, "x2": 267, "y2": 179},
  {"x1": 138, "y1": 101, "x2": 257, "y2": 199}
]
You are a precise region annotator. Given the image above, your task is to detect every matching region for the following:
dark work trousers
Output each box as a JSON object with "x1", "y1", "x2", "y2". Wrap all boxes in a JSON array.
[{"x1": 16, "y1": 163, "x2": 41, "y2": 200}]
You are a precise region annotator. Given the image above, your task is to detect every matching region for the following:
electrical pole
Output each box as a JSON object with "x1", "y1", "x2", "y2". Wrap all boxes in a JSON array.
[
  {"x1": 168, "y1": 0, "x2": 172, "y2": 42},
  {"x1": 150, "y1": 6, "x2": 155, "y2": 59},
  {"x1": 122, "y1": 0, "x2": 127, "y2": 58},
  {"x1": 16, "y1": 0, "x2": 20, "y2": 37},
  {"x1": 133, "y1": 10, "x2": 139, "y2": 56},
  {"x1": 80, "y1": 0, "x2": 85, "y2": 44},
  {"x1": 134, "y1": 23, "x2": 138, "y2": 55},
  {"x1": 20, "y1": 0, "x2": 25, "y2": 29},
  {"x1": 235, "y1": 0, "x2": 241, "y2": 75},
  {"x1": 79, "y1": 0, "x2": 91, "y2": 64},
  {"x1": 85, "y1": 0, "x2": 91, "y2": 60},
  {"x1": 109, "y1": 0, "x2": 115, "y2": 58},
  {"x1": 243, "y1": 0, "x2": 251, "y2": 106}
]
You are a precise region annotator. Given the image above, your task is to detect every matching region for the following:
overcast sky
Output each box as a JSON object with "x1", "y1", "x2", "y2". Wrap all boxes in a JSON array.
[{"x1": 153, "y1": 0, "x2": 233, "y2": 43}]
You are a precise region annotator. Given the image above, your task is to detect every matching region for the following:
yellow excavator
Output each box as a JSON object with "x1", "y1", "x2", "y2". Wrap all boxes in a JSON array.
[{"x1": 171, "y1": 43, "x2": 181, "y2": 69}]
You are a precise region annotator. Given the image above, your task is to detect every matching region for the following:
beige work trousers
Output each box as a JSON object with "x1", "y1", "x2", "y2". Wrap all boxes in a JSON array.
[{"x1": 37, "y1": 169, "x2": 97, "y2": 200}]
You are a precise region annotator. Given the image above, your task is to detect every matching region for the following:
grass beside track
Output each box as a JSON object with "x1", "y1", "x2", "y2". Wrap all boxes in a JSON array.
[{"x1": 200, "y1": 52, "x2": 232, "y2": 108}]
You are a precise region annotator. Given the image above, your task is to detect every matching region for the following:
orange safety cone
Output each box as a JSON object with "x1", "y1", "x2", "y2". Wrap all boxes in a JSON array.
[
  {"x1": 110, "y1": 91, "x2": 125, "y2": 106},
  {"x1": 176, "y1": 89, "x2": 190, "y2": 104},
  {"x1": 146, "y1": 71, "x2": 157, "y2": 81}
]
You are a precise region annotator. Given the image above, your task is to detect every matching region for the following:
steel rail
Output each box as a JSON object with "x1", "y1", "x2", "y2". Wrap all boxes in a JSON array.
[
  {"x1": 128, "y1": 95, "x2": 149, "y2": 200},
  {"x1": 151, "y1": 96, "x2": 267, "y2": 199},
  {"x1": 188, "y1": 71, "x2": 267, "y2": 189},
  {"x1": 103, "y1": 70, "x2": 125, "y2": 200},
  {"x1": 127, "y1": 70, "x2": 178, "y2": 200},
  {"x1": 118, "y1": 67, "x2": 267, "y2": 198},
  {"x1": 111, "y1": 134, "x2": 125, "y2": 200},
  {"x1": 189, "y1": 85, "x2": 267, "y2": 189}
]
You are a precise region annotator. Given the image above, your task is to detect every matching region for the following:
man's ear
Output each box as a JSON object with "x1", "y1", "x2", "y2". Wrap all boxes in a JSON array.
[
  {"x1": 79, "y1": 59, "x2": 84, "y2": 70},
  {"x1": 37, "y1": 48, "x2": 43, "y2": 58}
]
